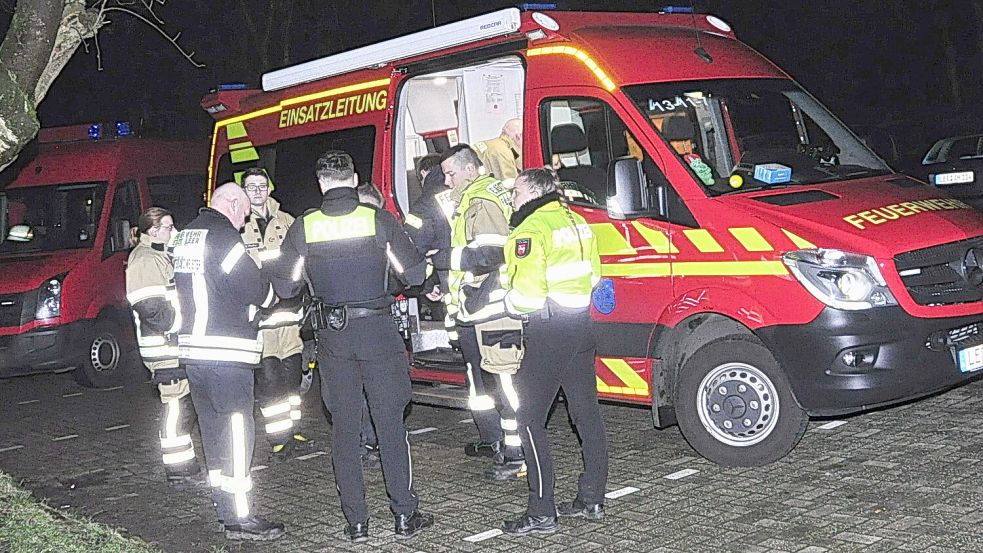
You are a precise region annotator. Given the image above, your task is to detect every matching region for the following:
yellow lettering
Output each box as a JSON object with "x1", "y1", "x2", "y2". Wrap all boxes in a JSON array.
[
  {"x1": 887, "y1": 203, "x2": 912, "y2": 217},
  {"x1": 843, "y1": 214, "x2": 866, "y2": 229},
  {"x1": 858, "y1": 211, "x2": 885, "y2": 225},
  {"x1": 870, "y1": 207, "x2": 899, "y2": 221}
]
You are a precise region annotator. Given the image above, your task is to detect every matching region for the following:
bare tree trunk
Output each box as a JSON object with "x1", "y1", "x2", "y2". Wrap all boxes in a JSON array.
[{"x1": 35, "y1": 1, "x2": 103, "y2": 103}]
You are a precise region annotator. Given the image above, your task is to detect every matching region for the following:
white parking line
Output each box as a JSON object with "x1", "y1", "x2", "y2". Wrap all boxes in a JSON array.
[
  {"x1": 295, "y1": 451, "x2": 326, "y2": 461},
  {"x1": 605, "y1": 486, "x2": 640, "y2": 499},
  {"x1": 62, "y1": 392, "x2": 83, "y2": 398},
  {"x1": 463, "y1": 528, "x2": 503, "y2": 543},
  {"x1": 458, "y1": 418, "x2": 473, "y2": 424},
  {"x1": 408, "y1": 427, "x2": 438, "y2": 435},
  {"x1": 664, "y1": 468, "x2": 699, "y2": 480},
  {"x1": 101, "y1": 386, "x2": 124, "y2": 392},
  {"x1": 17, "y1": 400, "x2": 39, "y2": 405},
  {"x1": 817, "y1": 420, "x2": 848, "y2": 430},
  {"x1": 251, "y1": 465, "x2": 269, "y2": 472},
  {"x1": 104, "y1": 425, "x2": 130, "y2": 432},
  {"x1": 52, "y1": 434, "x2": 79, "y2": 442},
  {"x1": 0, "y1": 445, "x2": 24, "y2": 453}
]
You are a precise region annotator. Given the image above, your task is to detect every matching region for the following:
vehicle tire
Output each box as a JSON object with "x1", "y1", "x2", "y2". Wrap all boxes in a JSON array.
[
  {"x1": 674, "y1": 335, "x2": 808, "y2": 467},
  {"x1": 72, "y1": 318, "x2": 133, "y2": 388}
]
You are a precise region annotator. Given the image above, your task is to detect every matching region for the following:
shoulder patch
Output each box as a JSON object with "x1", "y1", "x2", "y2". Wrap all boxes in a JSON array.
[{"x1": 515, "y1": 237, "x2": 532, "y2": 258}]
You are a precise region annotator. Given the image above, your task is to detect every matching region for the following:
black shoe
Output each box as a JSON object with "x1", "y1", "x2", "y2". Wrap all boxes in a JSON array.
[
  {"x1": 464, "y1": 440, "x2": 500, "y2": 458},
  {"x1": 502, "y1": 513, "x2": 558, "y2": 535},
  {"x1": 556, "y1": 498, "x2": 605, "y2": 520},
  {"x1": 483, "y1": 460, "x2": 526, "y2": 481},
  {"x1": 344, "y1": 520, "x2": 369, "y2": 543},
  {"x1": 270, "y1": 435, "x2": 318, "y2": 464},
  {"x1": 394, "y1": 511, "x2": 434, "y2": 539},
  {"x1": 224, "y1": 515, "x2": 285, "y2": 541},
  {"x1": 361, "y1": 444, "x2": 381, "y2": 470}
]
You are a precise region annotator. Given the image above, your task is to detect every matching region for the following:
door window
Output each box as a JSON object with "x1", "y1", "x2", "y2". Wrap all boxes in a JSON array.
[{"x1": 104, "y1": 180, "x2": 140, "y2": 257}]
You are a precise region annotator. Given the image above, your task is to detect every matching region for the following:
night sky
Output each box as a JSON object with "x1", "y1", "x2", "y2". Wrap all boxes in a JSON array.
[{"x1": 12, "y1": 1, "x2": 983, "y2": 171}]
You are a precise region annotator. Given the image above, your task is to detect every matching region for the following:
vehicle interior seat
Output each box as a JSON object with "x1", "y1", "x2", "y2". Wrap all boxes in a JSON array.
[{"x1": 550, "y1": 123, "x2": 606, "y2": 200}]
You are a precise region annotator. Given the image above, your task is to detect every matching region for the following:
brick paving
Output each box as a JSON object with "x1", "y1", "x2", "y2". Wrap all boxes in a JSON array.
[{"x1": 1, "y1": 369, "x2": 983, "y2": 552}]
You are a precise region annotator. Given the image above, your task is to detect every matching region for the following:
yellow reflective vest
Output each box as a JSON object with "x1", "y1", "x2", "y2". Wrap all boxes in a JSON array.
[
  {"x1": 504, "y1": 199, "x2": 600, "y2": 315},
  {"x1": 448, "y1": 174, "x2": 513, "y2": 324}
]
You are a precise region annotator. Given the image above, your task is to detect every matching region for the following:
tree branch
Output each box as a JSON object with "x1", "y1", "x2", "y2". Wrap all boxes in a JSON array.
[
  {"x1": 35, "y1": 0, "x2": 103, "y2": 103},
  {"x1": 100, "y1": 5, "x2": 204, "y2": 68}
]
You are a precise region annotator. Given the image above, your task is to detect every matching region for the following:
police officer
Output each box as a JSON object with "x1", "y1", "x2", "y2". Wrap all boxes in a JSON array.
[
  {"x1": 125, "y1": 207, "x2": 201, "y2": 485},
  {"x1": 440, "y1": 145, "x2": 525, "y2": 480},
  {"x1": 172, "y1": 183, "x2": 284, "y2": 541},
  {"x1": 475, "y1": 118, "x2": 523, "y2": 180},
  {"x1": 271, "y1": 151, "x2": 433, "y2": 543},
  {"x1": 239, "y1": 167, "x2": 315, "y2": 462},
  {"x1": 501, "y1": 167, "x2": 608, "y2": 535}
]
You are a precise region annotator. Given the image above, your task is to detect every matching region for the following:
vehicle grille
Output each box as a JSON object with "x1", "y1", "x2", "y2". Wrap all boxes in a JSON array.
[
  {"x1": 0, "y1": 291, "x2": 33, "y2": 328},
  {"x1": 895, "y1": 235, "x2": 983, "y2": 306}
]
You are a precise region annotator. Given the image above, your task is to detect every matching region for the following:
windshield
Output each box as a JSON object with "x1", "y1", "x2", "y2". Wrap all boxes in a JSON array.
[
  {"x1": 623, "y1": 79, "x2": 891, "y2": 195},
  {"x1": 0, "y1": 182, "x2": 107, "y2": 254}
]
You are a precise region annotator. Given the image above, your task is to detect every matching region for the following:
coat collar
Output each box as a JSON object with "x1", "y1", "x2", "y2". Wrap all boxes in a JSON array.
[{"x1": 510, "y1": 192, "x2": 562, "y2": 228}]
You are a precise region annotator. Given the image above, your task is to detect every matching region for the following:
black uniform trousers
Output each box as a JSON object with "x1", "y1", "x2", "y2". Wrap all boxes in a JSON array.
[
  {"x1": 185, "y1": 363, "x2": 257, "y2": 522},
  {"x1": 255, "y1": 353, "x2": 303, "y2": 446},
  {"x1": 318, "y1": 313, "x2": 419, "y2": 525},
  {"x1": 459, "y1": 325, "x2": 523, "y2": 459},
  {"x1": 515, "y1": 310, "x2": 609, "y2": 517}
]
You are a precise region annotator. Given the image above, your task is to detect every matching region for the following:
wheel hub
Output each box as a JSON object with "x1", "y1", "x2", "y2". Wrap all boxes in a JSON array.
[
  {"x1": 697, "y1": 362, "x2": 779, "y2": 447},
  {"x1": 90, "y1": 334, "x2": 120, "y2": 373}
]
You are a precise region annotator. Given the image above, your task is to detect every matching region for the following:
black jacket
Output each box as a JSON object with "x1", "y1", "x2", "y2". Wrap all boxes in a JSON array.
[
  {"x1": 272, "y1": 187, "x2": 426, "y2": 307},
  {"x1": 172, "y1": 208, "x2": 271, "y2": 367}
]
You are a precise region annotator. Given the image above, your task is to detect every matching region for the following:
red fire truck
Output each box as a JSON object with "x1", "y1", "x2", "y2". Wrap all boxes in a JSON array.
[
  {"x1": 0, "y1": 123, "x2": 206, "y2": 387},
  {"x1": 200, "y1": 8, "x2": 983, "y2": 465}
]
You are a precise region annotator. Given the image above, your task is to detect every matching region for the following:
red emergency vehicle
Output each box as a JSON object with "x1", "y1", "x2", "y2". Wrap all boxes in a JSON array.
[
  {"x1": 0, "y1": 123, "x2": 206, "y2": 387},
  {"x1": 201, "y1": 8, "x2": 983, "y2": 465}
]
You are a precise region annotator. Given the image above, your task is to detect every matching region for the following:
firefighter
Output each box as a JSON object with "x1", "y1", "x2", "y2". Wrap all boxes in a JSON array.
[
  {"x1": 172, "y1": 183, "x2": 284, "y2": 541},
  {"x1": 239, "y1": 167, "x2": 315, "y2": 462},
  {"x1": 125, "y1": 207, "x2": 201, "y2": 485},
  {"x1": 440, "y1": 144, "x2": 525, "y2": 480},
  {"x1": 270, "y1": 151, "x2": 433, "y2": 542},
  {"x1": 475, "y1": 118, "x2": 523, "y2": 180},
  {"x1": 501, "y1": 167, "x2": 609, "y2": 535}
]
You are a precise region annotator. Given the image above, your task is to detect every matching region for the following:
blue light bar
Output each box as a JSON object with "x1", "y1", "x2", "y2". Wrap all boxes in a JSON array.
[
  {"x1": 518, "y1": 3, "x2": 557, "y2": 10},
  {"x1": 115, "y1": 121, "x2": 132, "y2": 137},
  {"x1": 659, "y1": 6, "x2": 694, "y2": 13},
  {"x1": 88, "y1": 124, "x2": 102, "y2": 140},
  {"x1": 217, "y1": 83, "x2": 249, "y2": 90}
]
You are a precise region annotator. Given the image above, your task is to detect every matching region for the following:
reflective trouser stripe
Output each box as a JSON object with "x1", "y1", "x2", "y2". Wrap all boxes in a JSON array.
[
  {"x1": 503, "y1": 434, "x2": 523, "y2": 447},
  {"x1": 229, "y1": 412, "x2": 250, "y2": 518},
  {"x1": 499, "y1": 374, "x2": 521, "y2": 448},
  {"x1": 262, "y1": 396, "x2": 300, "y2": 435},
  {"x1": 162, "y1": 449, "x2": 196, "y2": 465},
  {"x1": 160, "y1": 398, "x2": 196, "y2": 466},
  {"x1": 527, "y1": 426, "x2": 543, "y2": 498},
  {"x1": 466, "y1": 362, "x2": 496, "y2": 411}
]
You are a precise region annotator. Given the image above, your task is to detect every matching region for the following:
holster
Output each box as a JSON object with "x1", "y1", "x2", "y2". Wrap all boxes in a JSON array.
[
  {"x1": 475, "y1": 316, "x2": 524, "y2": 375},
  {"x1": 306, "y1": 298, "x2": 348, "y2": 332}
]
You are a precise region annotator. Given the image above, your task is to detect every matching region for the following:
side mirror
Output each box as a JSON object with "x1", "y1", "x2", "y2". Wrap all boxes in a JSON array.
[
  {"x1": 606, "y1": 157, "x2": 647, "y2": 219},
  {"x1": 110, "y1": 219, "x2": 131, "y2": 252},
  {"x1": 6, "y1": 224, "x2": 34, "y2": 242}
]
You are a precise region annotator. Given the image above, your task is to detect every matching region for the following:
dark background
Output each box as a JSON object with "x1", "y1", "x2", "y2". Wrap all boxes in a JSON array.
[{"x1": 12, "y1": 1, "x2": 983, "y2": 172}]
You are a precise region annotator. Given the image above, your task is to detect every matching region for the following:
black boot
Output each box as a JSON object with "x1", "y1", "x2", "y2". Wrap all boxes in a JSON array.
[
  {"x1": 483, "y1": 459, "x2": 526, "y2": 481},
  {"x1": 224, "y1": 515, "x2": 285, "y2": 541},
  {"x1": 361, "y1": 443, "x2": 381, "y2": 470},
  {"x1": 344, "y1": 520, "x2": 369, "y2": 543},
  {"x1": 556, "y1": 497, "x2": 605, "y2": 520},
  {"x1": 464, "y1": 440, "x2": 500, "y2": 458},
  {"x1": 394, "y1": 511, "x2": 434, "y2": 539},
  {"x1": 502, "y1": 513, "x2": 558, "y2": 535}
]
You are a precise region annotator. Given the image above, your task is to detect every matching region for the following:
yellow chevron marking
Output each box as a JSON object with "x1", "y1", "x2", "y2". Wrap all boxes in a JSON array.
[
  {"x1": 729, "y1": 227, "x2": 773, "y2": 252},
  {"x1": 782, "y1": 229, "x2": 817, "y2": 249},
  {"x1": 600, "y1": 261, "x2": 788, "y2": 277},
  {"x1": 226, "y1": 122, "x2": 248, "y2": 140},
  {"x1": 600, "y1": 358, "x2": 650, "y2": 395},
  {"x1": 591, "y1": 223, "x2": 637, "y2": 256},
  {"x1": 631, "y1": 221, "x2": 678, "y2": 254},
  {"x1": 228, "y1": 141, "x2": 254, "y2": 150},
  {"x1": 683, "y1": 229, "x2": 724, "y2": 253}
]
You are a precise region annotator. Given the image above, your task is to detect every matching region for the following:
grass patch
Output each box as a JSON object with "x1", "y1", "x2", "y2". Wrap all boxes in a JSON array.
[{"x1": 0, "y1": 472, "x2": 157, "y2": 553}]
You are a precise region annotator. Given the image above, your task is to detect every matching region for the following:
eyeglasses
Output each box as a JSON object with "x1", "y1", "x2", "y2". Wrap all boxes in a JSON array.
[
  {"x1": 154, "y1": 224, "x2": 174, "y2": 232},
  {"x1": 244, "y1": 184, "x2": 269, "y2": 193}
]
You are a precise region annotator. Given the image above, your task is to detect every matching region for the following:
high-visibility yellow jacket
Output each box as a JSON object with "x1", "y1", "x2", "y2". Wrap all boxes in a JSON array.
[
  {"x1": 448, "y1": 174, "x2": 513, "y2": 324},
  {"x1": 504, "y1": 197, "x2": 600, "y2": 315},
  {"x1": 475, "y1": 133, "x2": 522, "y2": 180}
]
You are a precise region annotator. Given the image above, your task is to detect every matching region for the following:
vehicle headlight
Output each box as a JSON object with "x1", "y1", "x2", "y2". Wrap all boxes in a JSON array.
[
  {"x1": 782, "y1": 249, "x2": 897, "y2": 310},
  {"x1": 36, "y1": 278, "x2": 62, "y2": 320}
]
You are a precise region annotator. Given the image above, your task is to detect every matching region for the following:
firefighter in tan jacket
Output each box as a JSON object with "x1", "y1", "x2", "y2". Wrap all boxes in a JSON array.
[
  {"x1": 240, "y1": 168, "x2": 314, "y2": 462},
  {"x1": 474, "y1": 118, "x2": 523, "y2": 180},
  {"x1": 125, "y1": 207, "x2": 201, "y2": 484}
]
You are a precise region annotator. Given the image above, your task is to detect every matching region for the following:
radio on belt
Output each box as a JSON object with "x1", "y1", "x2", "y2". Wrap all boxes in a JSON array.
[{"x1": 753, "y1": 163, "x2": 792, "y2": 184}]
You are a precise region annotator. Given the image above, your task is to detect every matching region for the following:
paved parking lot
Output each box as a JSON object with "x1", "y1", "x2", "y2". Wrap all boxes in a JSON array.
[{"x1": 1, "y1": 369, "x2": 983, "y2": 552}]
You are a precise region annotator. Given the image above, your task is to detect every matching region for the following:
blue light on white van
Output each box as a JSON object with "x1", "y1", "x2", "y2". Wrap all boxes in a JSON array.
[{"x1": 658, "y1": 6, "x2": 695, "y2": 13}]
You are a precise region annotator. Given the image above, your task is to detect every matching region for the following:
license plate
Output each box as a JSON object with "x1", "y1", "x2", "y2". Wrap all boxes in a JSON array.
[{"x1": 957, "y1": 343, "x2": 983, "y2": 373}]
